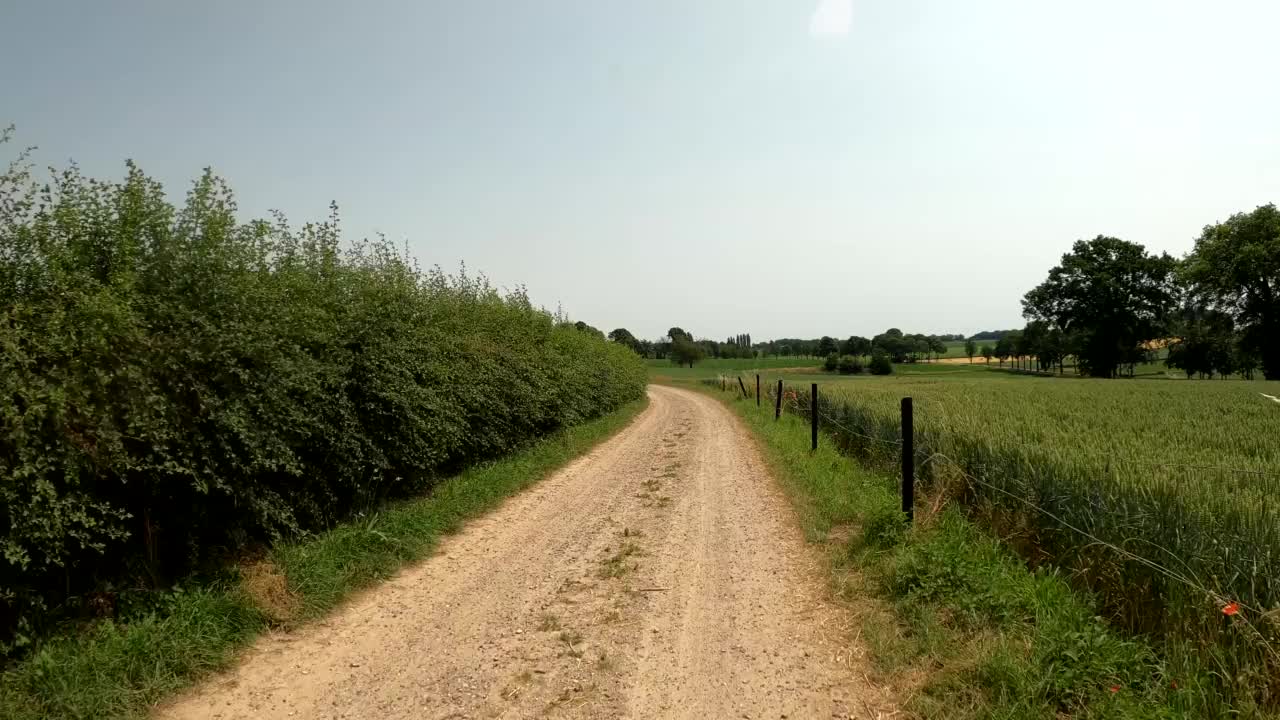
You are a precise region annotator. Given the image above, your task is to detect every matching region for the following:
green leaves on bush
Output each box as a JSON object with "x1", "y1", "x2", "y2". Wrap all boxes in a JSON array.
[
  {"x1": 869, "y1": 352, "x2": 893, "y2": 375},
  {"x1": 837, "y1": 355, "x2": 863, "y2": 375},
  {"x1": 0, "y1": 139, "x2": 646, "y2": 654}
]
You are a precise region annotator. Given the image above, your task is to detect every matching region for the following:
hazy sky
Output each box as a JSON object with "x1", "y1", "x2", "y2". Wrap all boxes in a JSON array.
[{"x1": 4, "y1": 1, "x2": 1278, "y2": 341}]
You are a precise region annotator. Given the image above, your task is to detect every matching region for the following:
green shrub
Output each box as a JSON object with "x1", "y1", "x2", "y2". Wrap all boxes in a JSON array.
[
  {"x1": 823, "y1": 352, "x2": 838, "y2": 371},
  {"x1": 887, "y1": 513, "x2": 1029, "y2": 626},
  {"x1": 0, "y1": 139, "x2": 646, "y2": 654},
  {"x1": 869, "y1": 352, "x2": 893, "y2": 375},
  {"x1": 838, "y1": 354, "x2": 863, "y2": 375},
  {"x1": 859, "y1": 503, "x2": 907, "y2": 549}
]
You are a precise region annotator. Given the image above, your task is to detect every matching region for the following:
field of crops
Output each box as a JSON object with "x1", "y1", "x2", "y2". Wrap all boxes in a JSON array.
[
  {"x1": 757, "y1": 370, "x2": 1280, "y2": 707},
  {"x1": 822, "y1": 372, "x2": 1280, "y2": 477}
]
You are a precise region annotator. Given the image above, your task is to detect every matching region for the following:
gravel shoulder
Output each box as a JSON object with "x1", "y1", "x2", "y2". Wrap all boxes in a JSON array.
[{"x1": 157, "y1": 385, "x2": 892, "y2": 719}]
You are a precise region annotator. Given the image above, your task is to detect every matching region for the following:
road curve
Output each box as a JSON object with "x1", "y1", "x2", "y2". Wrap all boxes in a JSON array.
[{"x1": 158, "y1": 385, "x2": 889, "y2": 719}]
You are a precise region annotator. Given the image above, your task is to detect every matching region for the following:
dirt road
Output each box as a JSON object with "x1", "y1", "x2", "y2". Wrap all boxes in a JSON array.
[{"x1": 159, "y1": 385, "x2": 890, "y2": 719}]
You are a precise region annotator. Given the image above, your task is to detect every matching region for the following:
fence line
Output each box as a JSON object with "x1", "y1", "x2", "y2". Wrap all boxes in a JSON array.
[
  {"x1": 919, "y1": 449, "x2": 1280, "y2": 663},
  {"x1": 722, "y1": 376, "x2": 1279, "y2": 482},
  {"x1": 706, "y1": 372, "x2": 1280, "y2": 705},
  {"x1": 709, "y1": 375, "x2": 1280, "y2": 636},
  {"x1": 757, "y1": 378, "x2": 1280, "y2": 480},
  {"x1": 763, "y1": 381, "x2": 903, "y2": 449}
]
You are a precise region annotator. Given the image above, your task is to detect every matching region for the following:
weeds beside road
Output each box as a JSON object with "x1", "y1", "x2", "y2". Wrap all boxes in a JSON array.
[
  {"x1": 704, "y1": 383, "x2": 1238, "y2": 719},
  {"x1": 0, "y1": 399, "x2": 646, "y2": 720}
]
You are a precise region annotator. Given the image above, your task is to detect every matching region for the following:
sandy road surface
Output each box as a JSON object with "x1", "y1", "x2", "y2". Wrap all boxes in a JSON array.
[{"x1": 159, "y1": 385, "x2": 890, "y2": 719}]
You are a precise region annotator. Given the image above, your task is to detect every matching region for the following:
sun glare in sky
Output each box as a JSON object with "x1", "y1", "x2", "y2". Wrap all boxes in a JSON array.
[{"x1": 809, "y1": 0, "x2": 852, "y2": 37}]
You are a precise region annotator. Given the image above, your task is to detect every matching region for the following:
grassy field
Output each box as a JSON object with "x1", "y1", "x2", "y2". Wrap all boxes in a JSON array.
[
  {"x1": 727, "y1": 367, "x2": 1280, "y2": 712},
  {"x1": 646, "y1": 356, "x2": 821, "y2": 383}
]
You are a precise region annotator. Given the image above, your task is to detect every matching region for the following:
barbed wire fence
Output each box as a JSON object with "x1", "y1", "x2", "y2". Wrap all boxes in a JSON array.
[{"x1": 705, "y1": 372, "x2": 1280, "y2": 670}]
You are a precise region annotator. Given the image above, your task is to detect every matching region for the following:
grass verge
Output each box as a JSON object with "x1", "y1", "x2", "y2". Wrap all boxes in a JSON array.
[
  {"x1": 701, "y1": 386, "x2": 1233, "y2": 720},
  {"x1": 0, "y1": 397, "x2": 647, "y2": 720}
]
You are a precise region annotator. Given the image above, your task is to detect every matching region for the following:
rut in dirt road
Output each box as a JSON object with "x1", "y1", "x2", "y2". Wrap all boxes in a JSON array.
[{"x1": 158, "y1": 385, "x2": 893, "y2": 719}]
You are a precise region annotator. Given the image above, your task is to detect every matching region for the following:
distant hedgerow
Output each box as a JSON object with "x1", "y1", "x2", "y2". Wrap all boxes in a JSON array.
[{"x1": 0, "y1": 130, "x2": 645, "y2": 655}]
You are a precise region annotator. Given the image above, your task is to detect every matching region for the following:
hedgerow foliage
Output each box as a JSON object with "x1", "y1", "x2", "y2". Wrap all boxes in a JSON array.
[{"x1": 0, "y1": 131, "x2": 645, "y2": 653}]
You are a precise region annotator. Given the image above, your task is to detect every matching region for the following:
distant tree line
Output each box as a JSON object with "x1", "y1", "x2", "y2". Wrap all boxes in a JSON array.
[
  {"x1": 604, "y1": 204, "x2": 1276, "y2": 381},
  {"x1": 602, "y1": 323, "x2": 966, "y2": 378},
  {"x1": 603, "y1": 325, "x2": 965, "y2": 374},
  {"x1": 969, "y1": 329, "x2": 1017, "y2": 341},
  {"x1": 605, "y1": 326, "x2": 758, "y2": 366}
]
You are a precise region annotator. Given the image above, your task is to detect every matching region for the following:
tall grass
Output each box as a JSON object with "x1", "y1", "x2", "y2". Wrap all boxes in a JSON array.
[{"x1": 739, "y1": 373, "x2": 1280, "y2": 711}]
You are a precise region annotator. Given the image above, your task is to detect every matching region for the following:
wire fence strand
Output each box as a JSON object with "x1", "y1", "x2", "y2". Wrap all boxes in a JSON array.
[
  {"x1": 919, "y1": 451, "x2": 1280, "y2": 663},
  {"x1": 713, "y1": 373, "x2": 1280, "y2": 667},
  {"x1": 750, "y1": 377, "x2": 1280, "y2": 480}
]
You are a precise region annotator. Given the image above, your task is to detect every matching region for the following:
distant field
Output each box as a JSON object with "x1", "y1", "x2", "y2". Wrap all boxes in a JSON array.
[
  {"x1": 650, "y1": 356, "x2": 1050, "y2": 384},
  {"x1": 646, "y1": 356, "x2": 819, "y2": 381},
  {"x1": 648, "y1": 351, "x2": 1214, "y2": 387}
]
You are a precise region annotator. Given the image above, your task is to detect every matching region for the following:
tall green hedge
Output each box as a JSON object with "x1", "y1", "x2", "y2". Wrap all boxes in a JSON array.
[{"x1": 0, "y1": 138, "x2": 646, "y2": 654}]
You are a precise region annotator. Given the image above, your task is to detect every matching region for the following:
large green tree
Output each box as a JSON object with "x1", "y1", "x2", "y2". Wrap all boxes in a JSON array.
[
  {"x1": 905, "y1": 333, "x2": 929, "y2": 362},
  {"x1": 1182, "y1": 204, "x2": 1280, "y2": 380},
  {"x1": 927, "y1": 336, "x2": 946, "y2": 362},
  {"x1": 1022, "y1": 236, "x2": 1178, "y2": 378},
  {"x1": 669, "y1": 337, "x2": 704, "y2": 368},
  {"x1": 1164, "y1": 305, "x2": 1236, "y2": 379},
  {"x1": 608, "y1": 328, "x2": 643, "y2": 355},
  {"x1": 817, "y1": 335, "x2": 838, "y2": 357},
  {"x1": 872, "y1": 328, "x2": 909, "y2": 362},
  {"x1": 840, "y1": 335, "x2": 872, "y2": 357},
  {"x1": 572, "y1": 320, "x2": 605, "y2": 339},
  {"x1": 994, "y1": 334, "x2": 1014, "y2": 367},
  {"x1": 1021, "y1": 320, "x2": 1067, "y2": 373}
]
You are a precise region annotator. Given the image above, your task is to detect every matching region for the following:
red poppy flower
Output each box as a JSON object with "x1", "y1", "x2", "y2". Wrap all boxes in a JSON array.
[
  {"x1": 1223, "y1": 602, "x2": 1240, "y2": 616},
  {"x1": 1110, "y1": 685, "x2": 1120, "y2": 694}
]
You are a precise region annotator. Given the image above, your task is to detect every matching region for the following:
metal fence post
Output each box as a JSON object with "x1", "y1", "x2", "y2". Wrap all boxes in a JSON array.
[
  {"x1": 738, "y1": 376, "x2": 748, "y2": 398},
  {"x1": 901, "y1": 397, "x2": 914, "y2": 522},
  {"x1": 756, "y1": 374, "x2": 760, "y2": 407},
  {"x1": 774, "y1": 380, "x2": 782, "y2": 420},
  {"x1": 810, "y1": 383, "x2": 818, "y2": 451}
]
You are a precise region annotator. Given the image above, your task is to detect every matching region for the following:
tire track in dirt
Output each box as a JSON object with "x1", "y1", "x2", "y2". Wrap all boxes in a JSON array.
[{"x1": 157, "y1": 385, "x2": 892, "y2": 719}]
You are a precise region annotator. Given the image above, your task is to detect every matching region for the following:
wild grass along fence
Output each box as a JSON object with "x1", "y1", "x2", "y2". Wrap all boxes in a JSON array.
[{"x1": 707, "y1": 373, "x2": 1280, "y2": 709}]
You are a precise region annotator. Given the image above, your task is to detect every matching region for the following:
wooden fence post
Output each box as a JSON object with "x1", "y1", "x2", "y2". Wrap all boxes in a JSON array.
[
  {"x1": 774, "y1": 380, "x2": 782, "y2": 421},
  {"x1": 756, "y1": 374, "x2": 760, "y2": 407},
  {"x1": 738, "y1": 376, "x2": 748, "y2": 398},
  {"x1": 901, "y1": 397, "x2": 914, "y2": 522},
  {"x1": 810, "y1": 383, "x2": 818, "y2": 451}
]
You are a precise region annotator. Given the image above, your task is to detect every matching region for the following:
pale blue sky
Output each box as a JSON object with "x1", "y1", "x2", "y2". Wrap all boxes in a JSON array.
[{"x1": 4, "y1": 1, "x2": 1278, "y2": 341}]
